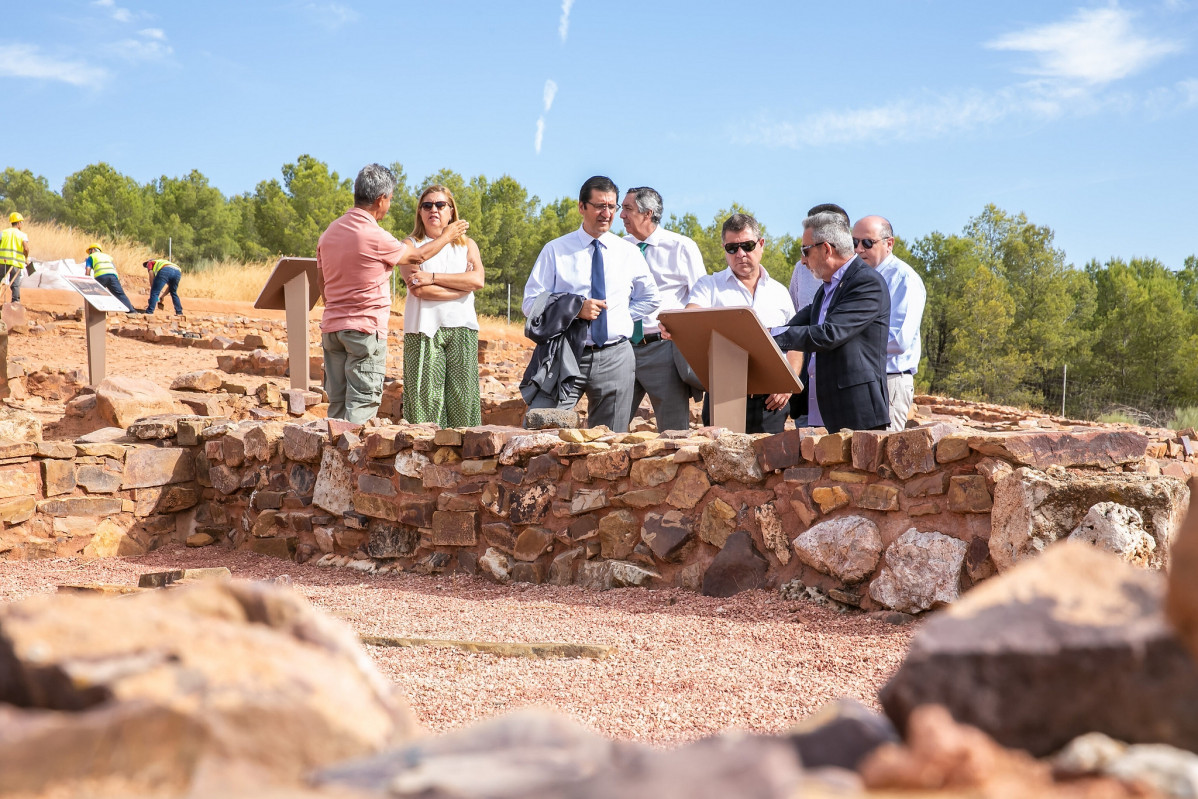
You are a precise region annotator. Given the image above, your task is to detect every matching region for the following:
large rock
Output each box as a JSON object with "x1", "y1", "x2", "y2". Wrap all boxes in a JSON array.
[
  {"x1": 699, "y1": 433, "x2": 765, "y2": 484},
  {"x1": 1167, "y1": 500, "x2": 1198, "y2": 662},
  {"x1": 792, "y1": 515, "x2": 882, "y2": 584},
  {"x1": 95, "y1": 376, "x2": 188, "y2": 428},
  {"x1": 880, "y1": 541, "x2": 1198, "y2": 757},
  {"x1": 969, "y1": 429, "x2": 1150, "y2": 469},
  {"x1": 121, "y1": 447, "x2": 195, "y2": 489},
  {"x1": 991, "y1": 467, "x2": 1187, "y2": 572},
  {"x1": 868, "y1": 529, "x2": 966, "y2": 613},
  {"x1": 0, "y1": 406, "x2": 42, "y2": 443},
  {"x1": 316, "y1": 708, "x2": 801, "y2": 799},
  {"x1": 1067, "y1": 502, "x2": 1156, "y2": 566},
  {"x1": 313, "y1": 446, "x2": 354, "y2": 516},
  {"x1": 0, "y1": 580, "x2": 417, "y2": 795},
  {"x1": 702, "y1": 531, "x2": 768, "y2": 597}
]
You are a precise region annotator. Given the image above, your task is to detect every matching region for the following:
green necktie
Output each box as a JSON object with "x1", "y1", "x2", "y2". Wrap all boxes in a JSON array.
[{"x1": 632, "y1": 241, "x2": 649, "y2": 344}]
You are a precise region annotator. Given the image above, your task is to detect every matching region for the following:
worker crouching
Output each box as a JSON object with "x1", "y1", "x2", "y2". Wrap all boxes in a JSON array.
[{"x1": 143, "y1": 258, "x2": 183, "y2": 315}]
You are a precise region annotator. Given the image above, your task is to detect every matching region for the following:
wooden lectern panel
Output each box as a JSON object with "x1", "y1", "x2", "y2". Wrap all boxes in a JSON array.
[
  {"x1": 658, "y1": 307, "x2": 802, "y2": 395},
  {"x1": 254, "y1": 257, "x2": 320, "y2": 311}
]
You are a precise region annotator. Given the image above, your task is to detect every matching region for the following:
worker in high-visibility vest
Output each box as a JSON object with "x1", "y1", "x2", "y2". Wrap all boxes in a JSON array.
[
  {"x1": 84, "y1": 243, "x2": 137, "y2": 313},
  {"x1": 142, "y1": 258, "x2": 183, "y2": 315},
  {"x1": 0, "y1": 212, "x2": 30, "y2": 303}
]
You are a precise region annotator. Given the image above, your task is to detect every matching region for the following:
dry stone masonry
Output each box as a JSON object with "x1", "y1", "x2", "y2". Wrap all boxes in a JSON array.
[{"x1": 1, "y1": 402, "x2": 1193, "y2": 614}]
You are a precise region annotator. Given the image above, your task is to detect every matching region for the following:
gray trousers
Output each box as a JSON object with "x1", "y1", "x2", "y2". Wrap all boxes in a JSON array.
[
  {"x1": 632, "y1": 338, "x2": 692, "y2": 432},
  {"x1": 322, "y1": 330, "x2": 387, "y2": 424},
  {"x1": 528, "y1": 339, "x2": 635, "y2": 432}
]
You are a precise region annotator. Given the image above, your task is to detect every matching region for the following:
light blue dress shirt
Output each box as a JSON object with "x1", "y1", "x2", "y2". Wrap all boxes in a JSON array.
[{"x1": 875, "y1": 253, "x2": 926, "y2": 374}]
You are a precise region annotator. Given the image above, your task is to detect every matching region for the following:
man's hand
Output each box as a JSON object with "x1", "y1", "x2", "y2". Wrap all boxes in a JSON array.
[
  {"x1": 658, "y1": 319, "x2": 673, "y2": 340},
  {"x1": 440, "y1": 220, "x2": 470, "y2": 241},
  {"x1": 765, "y1": 392, "x2": 792, "y2": 411},
  {"x1": 578, "y1": 298, "x2": 607, "y2": 321}
]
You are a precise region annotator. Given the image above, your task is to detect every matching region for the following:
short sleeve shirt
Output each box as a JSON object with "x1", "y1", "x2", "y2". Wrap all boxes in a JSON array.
[{"x1": 318, "y1": 207, "x2": 406, "y2": 335}]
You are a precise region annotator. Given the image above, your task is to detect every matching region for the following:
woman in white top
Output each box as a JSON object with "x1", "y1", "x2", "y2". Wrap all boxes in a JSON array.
[{"x1": 402, "y1": 185, "x2": 485, "y2": 426}]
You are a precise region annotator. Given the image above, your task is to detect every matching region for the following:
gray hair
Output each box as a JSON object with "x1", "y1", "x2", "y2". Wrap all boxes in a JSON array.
[
  {"x1": 353, "y1": 163, "x2": 397, "y2": 206},
  {"x1": 721, "y1": 212, "x2": 762, "y2": 242},
  {"x1": 627, "y1": 187, "x2": 663, "y2": 224},
  {"x1": 803, "y1": 211, "x2": 854, "y2": 258}
]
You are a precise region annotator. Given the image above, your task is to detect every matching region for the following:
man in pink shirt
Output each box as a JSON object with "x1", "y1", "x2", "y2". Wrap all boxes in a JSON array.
[{"x1": 318, "y1": 164, "x2": 467, "y2": 423}]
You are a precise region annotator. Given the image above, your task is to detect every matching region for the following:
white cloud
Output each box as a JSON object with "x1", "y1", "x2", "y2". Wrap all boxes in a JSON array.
[
  {"x1": 543, "y1": 79, "x2": 558, "y2": 113},
  {"x1": 139, "y1": 28, "x2": 166, "y2": 40},
  {"x1": 559, "y1": 0, "x2": 575, "y2": 44},
  {"x1": 0, "y1": 44, "x2": 107, "y2": 87},
  {"x1": 93, "y1": 0, "x2": 135, "y2": 23},
  {"x1": 738, "y1": 7, "x2": 1189, "y2": 150},
  {"x1": 987, "y1": 7, "x2": 1181, "y2": 85},
  {"x1": 535, "y1": 117, "x2": 546, "y2": 154},
  {"x1": 306, "y1": 2, "x2": 359, "y2": 27}
]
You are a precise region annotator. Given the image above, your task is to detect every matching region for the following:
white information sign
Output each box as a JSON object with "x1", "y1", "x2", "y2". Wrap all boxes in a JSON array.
[{"x1": 63, "y1": 276, "x2": 132, "y2": 313}]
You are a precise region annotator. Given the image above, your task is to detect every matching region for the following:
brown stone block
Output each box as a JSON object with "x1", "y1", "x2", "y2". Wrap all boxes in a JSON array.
[
  {"x1": 482, "y1": 522, "x2": 516, "y2": 551},
  {"x1": 698, "y1": 497, "x2": 737, "y2": 548},
  {"x1": 829, "y1": 469, "x2": 869, "y2": 484},
  {"x1": 461, "y1": 459, "x2": 497, "y2": 476},
  {"x1": 814, "y1": 432, "x2": 853, "y2": 465},
  {"x1": 0, "y1": 495, "x2": 35, "y2": 524},
  {"x1": 0, "y1": 469, "x2": 38, "y2": 499},
  {"x1": 462, "y1": 425, "x2": 523, "y2": 459},
  {"x1": 122, "y1": 448, "x2": 195, "y2": 489},
  {"x1": 41, "y1": 459, "x2": 76, "y2": 497},
  {"x1": 887, "y1": 425, "x2": 953, "y2": 479},
  {"x1": 666, "y1": 465, "x2": 710, "y2": 510},
  {"x1": 812, "y1": 486, "x2": 850, "y2": 513},
  {"x1": 37, "y1": 497, "x2": 124, "y2": 517},
  {"x1": 430, "y1": 511, "x2": 477, "y2": 546},
  {"x1": 433, "y1": 428, "x2": 463, "y2": 447},
  {"x1": 438, "y1": 493, "x2": 478, "y2": 512},
  {"x1": 587, "y1": 449, "x2": 631, "y2": 481},
  {"x1": 755, "y1": 428, "x2": 809, "y2": 473},
  {"x1": 513, "y1": 526, "x2": 553, "y2": 562},
  {"x1": 783, "y1": 466, "x2": 823, "y2": 484},
  {"x1": 421, "y1": 464, "x2": 459, "y2": 489},
  {"x1": 364, "y1": 429, "x2": 405, "y2": 458},
  {"x1": 851, "y1": 430, "x2": 888, "y2": 472},
  {"x1": 908, "y1": 501, "x2": 941, "y2": 516},
  {"x1": 432, "y1": 447, "x2": 461, "y2": 465},
  {"x1": 630, "y1": 456, "x2": 678, "y2": 487},
  {"x1": 903, "y1": 471, "x2": 949, "y2": 498},
  {"x1": 353, "y1": 492, "x2": 401, "y2": 522},
  {"x1": 969, "y1": 430, "x2": 1149, "y2": 470},
  {"x1": 397, "y1": 497, "x2": 435, "y2": 528},
  {"x1": 948, "y1": 475, "x2": 993, "y2": 513},
  {"x1": 856, "y1": 483, "x2": 900, "y2": 512},
  {"x1": 598, "y1": 509, "x2": 639, "y2": 559},
  {"x1": 613, "y1": 487, "x2": 669, "y2": 509},
  {"x1": 936, "y1": 435, "x2": 971, "y2": 463}
]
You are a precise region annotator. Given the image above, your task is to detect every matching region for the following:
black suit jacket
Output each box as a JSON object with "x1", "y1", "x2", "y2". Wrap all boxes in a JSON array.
[{"x1": 773, "y1": 257, "x2": 890, "y2": 431}]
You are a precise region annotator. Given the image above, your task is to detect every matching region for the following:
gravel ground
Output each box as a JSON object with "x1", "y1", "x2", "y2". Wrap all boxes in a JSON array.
[{"x1": 0, "y1": 546, "x2": 917, "y2": 746}]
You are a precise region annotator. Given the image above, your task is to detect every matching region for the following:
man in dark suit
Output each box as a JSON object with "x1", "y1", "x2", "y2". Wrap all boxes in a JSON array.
[{"x1": 773, "y1": 212, "x2": 890, "y2": 432}]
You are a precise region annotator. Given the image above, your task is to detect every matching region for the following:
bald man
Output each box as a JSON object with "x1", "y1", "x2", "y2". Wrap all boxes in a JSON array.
[{"x1": 851, "y1": 215, "x2": 926, "y2": 431}]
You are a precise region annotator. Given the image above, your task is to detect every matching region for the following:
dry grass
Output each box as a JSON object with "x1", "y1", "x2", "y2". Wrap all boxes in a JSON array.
[{"x1": 25, "y1": 221, "x2": 530, "y2": 339}]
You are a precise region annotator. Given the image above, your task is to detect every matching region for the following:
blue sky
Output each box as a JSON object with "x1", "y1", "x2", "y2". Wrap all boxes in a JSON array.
[{"x1": 5, "y1": 1, "x2": 1197, "y2": 269}]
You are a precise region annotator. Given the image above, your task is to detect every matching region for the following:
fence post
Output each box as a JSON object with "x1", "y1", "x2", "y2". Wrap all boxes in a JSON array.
[
  {"x1": 507, "y1": 283, "x2": 511, "y2": 323},
  {"x1": 1061, "y1": 364, "x2": 1067, "y2": 417}
]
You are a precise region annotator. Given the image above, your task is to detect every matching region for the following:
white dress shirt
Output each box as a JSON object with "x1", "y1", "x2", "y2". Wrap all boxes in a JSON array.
[
  {"x1": 624, "y1": 226, "x2": 705, "y2": 334},
  {"x1": 523, "y1": 227, "x2": 660, "y2": 346},
  {"x1": 875, "y1": 253, "x2": 926, "y2": 374},
  {"x1": 687, "y1": 266, "x2": 795, "y2": 328},
  {"x1": 789, "y1": 261, "x2": 822, "y2": 312}
]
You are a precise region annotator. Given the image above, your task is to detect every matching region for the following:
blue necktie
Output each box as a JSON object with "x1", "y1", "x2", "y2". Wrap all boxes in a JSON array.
[
  {"x1": 591, "y1": 239, "x2": 608, "y2": 346},
  {"x1": 631, "y1": 242, "x2": 648, "y2": 344}
]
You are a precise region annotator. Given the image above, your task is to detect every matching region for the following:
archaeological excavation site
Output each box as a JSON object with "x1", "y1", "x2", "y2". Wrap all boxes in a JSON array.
[{"x1": 3, "y1": 288, "x2": 1198, "y2": 799}]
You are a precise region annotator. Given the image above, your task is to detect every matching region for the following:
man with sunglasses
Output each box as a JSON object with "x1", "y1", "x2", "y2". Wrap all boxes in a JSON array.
[
  {"x1": 682, "y1": 213, "x2": 799, "y2": 433},
  {"x1": 318, "y1": 164, "x2": 468, "y2": 423},
  {"x1": 773, "y1": 212, "x2": 891, "y2": 433},
  {"x1": 522, "y1": 176, "x2": 660, "y2": 432},
  {"x1": 620, "y1": 186, "x2": 705, "y2": 432},
  {"x1": 850, "y1": 215, "x2": 926, "y2": 431}
]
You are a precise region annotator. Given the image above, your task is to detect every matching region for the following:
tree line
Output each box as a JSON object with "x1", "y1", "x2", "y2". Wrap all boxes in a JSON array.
[{"x1": 3, "y1": 158, "x2": 1196, "y2": 421}]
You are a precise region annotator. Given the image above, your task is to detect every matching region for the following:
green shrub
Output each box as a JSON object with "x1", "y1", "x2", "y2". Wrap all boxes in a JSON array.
[{"x1": 1097, "y1": 411, "x2": 1137, "y2": 424}]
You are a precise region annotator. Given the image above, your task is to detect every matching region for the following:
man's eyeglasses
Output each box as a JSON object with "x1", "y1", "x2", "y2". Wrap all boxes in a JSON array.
[
  {"x1": 584, "y1": 202, "x2": 619, "y2": 213},
  {"x1": 723, "y1": 240, "x2": 759, "y2": 254},
  {"x1": 420, "y1": 201, "x2": 451, "y2": 211},
  {"x1": 853, "y1": 237, "x2": 890, "y2": 250},
  {"x1": 801, "y1": 241, "x2": 827, "y2": 258}
]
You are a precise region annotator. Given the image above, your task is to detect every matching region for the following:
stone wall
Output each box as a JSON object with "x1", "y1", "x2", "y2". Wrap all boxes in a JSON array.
[{"x1": 3, "y1": 412, "x2": 1191, "y2": 615}]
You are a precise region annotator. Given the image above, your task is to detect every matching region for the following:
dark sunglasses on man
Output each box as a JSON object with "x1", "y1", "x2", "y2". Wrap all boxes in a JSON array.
[
  {"x1": 723, "y1": 240, "x2": 759, "y2": 254},
  {"x1": 853, "y1": 237, "x2": 890, "y2": 250}
]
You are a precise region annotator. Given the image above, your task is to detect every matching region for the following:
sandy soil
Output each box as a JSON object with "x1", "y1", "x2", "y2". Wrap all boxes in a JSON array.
[{"x1": 0, "y1": 546, "x2": 917, "y2": 746}]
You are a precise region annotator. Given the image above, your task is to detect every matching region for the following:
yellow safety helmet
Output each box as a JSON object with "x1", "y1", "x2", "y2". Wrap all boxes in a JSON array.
[
  {"x1": 86, "y1": 242, "x2": 103, "y2": 253},
  {"x1": 8, "y1": 212, "x2": 22, "y2": 224}
]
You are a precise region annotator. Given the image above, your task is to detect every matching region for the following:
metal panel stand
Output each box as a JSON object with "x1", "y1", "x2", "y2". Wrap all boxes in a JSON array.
[
  {"x1": 708, "y1": 331, "x2": 747, "y2": 434},
  {"x1": 284, "y1": 271, "x2": 310, "y2": 390},
  {"x1": 84, "y1": 303, "x2": 107, "y2": 386}
]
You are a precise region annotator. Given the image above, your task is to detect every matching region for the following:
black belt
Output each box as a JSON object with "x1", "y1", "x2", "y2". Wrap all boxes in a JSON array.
[
  {"x1": 633, "y1": 333, "x2": 663, "y2": 346},
  {"x1": 887, "y1": 370, "x2": 915, "y2": 376},
  {"x1": 584, "y1": 337, "x2": 628, "y2": 351}
]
